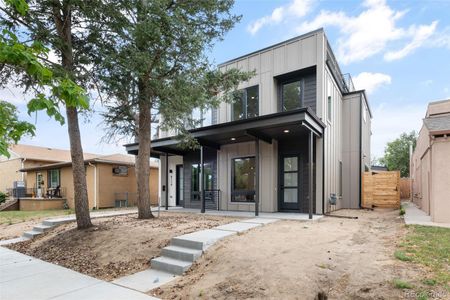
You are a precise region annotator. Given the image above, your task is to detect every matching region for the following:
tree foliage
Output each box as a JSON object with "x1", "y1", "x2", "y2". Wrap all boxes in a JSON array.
[
  {"x1": 1, "y1": 0, "x2": 95, "y2": 228},
  {"x1": 0, "y1": 101, "x2": 35, "y2": 157},
  {"x1": 380, "y1": 131, "x2": 417, "y2": 177},
  {"x1": 90, "y1": 0, "x2": 252, "y2": 218},
  {"x1": 0, "y1": 0, "x2": 88, "y2": 158}
]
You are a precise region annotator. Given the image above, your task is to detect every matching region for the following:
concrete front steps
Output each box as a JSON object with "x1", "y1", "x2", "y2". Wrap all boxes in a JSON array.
[{"x1": 22, "y1": 223, "x2": 58, "y2": 240}]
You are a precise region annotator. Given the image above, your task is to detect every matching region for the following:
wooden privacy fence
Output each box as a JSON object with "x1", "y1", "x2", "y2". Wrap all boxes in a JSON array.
[
  {"x1": 399, "y1": 178, "x2": 411, "y2": 199},
  {"x1": 362, "y1": 171, "x2": 400, "y2": 209}
]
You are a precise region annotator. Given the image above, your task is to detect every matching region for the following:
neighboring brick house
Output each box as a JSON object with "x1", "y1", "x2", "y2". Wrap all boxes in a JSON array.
[{"x1": 411, "y1": 99, "x2": 450, "y2": 223}]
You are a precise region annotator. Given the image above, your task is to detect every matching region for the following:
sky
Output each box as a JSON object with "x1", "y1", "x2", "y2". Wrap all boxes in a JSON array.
[{"x1": 4, "y1": 0, "x2": 450, "y2": 159}]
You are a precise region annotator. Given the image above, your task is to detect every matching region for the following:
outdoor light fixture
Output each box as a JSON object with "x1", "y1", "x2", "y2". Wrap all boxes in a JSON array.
[
  {"x1": 230, "y1": 137, "x2": 236, "y2": 141},
  {"x1": 283, "y1": 129, "x2": 290, "y2": 133}
]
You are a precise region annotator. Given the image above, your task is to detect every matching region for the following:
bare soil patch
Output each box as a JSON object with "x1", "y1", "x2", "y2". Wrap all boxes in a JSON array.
[
  {"x1": 7, "y1": 212, "x2": 240, "y2": 281},
  {"x1": 154, "y1": 209, "x2": 429, "y2": 300}
]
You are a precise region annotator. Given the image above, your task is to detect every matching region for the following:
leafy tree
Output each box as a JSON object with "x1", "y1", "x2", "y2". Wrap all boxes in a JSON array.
[
  {"x1": 1, "y1": 0, "x2": 96, "y2": 228},
  {"x1": 93, "y1": 0, "x2": 252, "y2": 218},
  {"x1": 0, "y1": 101, "x2": 35, "y2": 158},
  {"x1": 380, "y1": 131, "x2": 417, "y2": 177}
]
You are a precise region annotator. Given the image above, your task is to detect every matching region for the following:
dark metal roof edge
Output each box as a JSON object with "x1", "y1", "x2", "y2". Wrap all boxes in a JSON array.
[
  {"x1": 125, "y1": 108, "x2": 326, "y2": 150},
  {"x1": 217, "y1": 28, "x2": 324, "y2": 67}
]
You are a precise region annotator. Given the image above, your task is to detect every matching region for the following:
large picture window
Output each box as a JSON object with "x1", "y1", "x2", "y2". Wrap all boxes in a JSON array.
[
  {"x1": 231, "y1": 157, "x2": 256, "y2": 202},
  {"x1": 191, "y1": 163, "x2": 213, "y2": 201},
  {"x1": 281, "y1": 80, "x2": 302, "y2": 111},
  {"x1": 232, "y1": 85, "x2": 259, "y2": 121}
]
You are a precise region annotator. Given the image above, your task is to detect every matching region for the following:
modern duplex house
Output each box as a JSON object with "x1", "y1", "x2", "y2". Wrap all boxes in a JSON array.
[{"x1": 125, "y1": 28, "x2": 372, "y2": 216}]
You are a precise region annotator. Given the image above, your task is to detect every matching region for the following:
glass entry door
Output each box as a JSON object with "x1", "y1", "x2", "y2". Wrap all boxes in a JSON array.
[
  {"x1": 280, "y1": 155, "x2": 300, "y2": 210},
  {"x1": 176, "y1": 165, "x2": 183, "y2": 206}
]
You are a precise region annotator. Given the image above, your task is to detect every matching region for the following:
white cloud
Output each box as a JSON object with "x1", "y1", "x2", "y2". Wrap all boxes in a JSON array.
[
  {"x1": 296, "y1": 0, "x2": 439, "y2": 64},
  {"x1": 352, "y1": 72, "x2": 391, "y2": 94},
  {"x1": 247, "y1": 0, "x2": 313, "y2": 35},
  {"x1": 420, "y1": 79, "x2": 433, "y2": 87},
  {"x1": 371, "y1": 102, "x2": 425, "y2": 158},
  {"x1": 384, "y1": 21, "x2": 438, "y2": 61}
]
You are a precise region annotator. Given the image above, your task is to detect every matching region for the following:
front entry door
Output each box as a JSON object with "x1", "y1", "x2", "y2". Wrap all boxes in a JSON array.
[
  {"x1": 176, "y1": 165, "x2": 184, "y2": 206},
  {"x1": 280, "y1": 155, "x2": 300, "y2": 211}
]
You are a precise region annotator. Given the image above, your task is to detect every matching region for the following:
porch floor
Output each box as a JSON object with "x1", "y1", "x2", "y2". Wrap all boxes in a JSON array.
[{"x1": 162, "y1": 206, "x2": 323, "y2": 221}]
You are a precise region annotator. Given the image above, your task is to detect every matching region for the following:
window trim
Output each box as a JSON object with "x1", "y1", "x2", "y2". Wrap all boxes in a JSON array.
[
  {"x1": 231, "y1": 85, "x2": 259, "y2": 121},
  {"x1": 280, "y1": 78, "x2": 304, "y2": 112},
  {"x1": 231, "y1": 156, "x2": 256, "y2": 203},
  {"x1": 191, "y1": 162, "x2": 213, "y2": 201}
]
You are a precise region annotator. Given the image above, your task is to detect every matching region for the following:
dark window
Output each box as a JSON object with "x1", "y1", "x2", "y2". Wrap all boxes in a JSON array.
[
  {"x1": 232, "y1": 85, "x2": 259, "y2": 121},
  {"x1": 282, "y1": 80, "x2": 302, "y2": 111},
  {"x1": 327, "y1": 96, "x2": 332, "y2": 121},
  {"x1": 191, "y1": 163, "x2": 213, "y2": 201},
  {"x1": 231, "y1": 157, "x2": 256, "y2": 202}
]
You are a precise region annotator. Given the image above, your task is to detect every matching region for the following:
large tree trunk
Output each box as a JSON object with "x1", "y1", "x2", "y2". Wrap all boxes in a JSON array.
[
  {"x1": 67, "y1": 107, "x2": 92, "y2": 228},
  {"x1": 53, "y1": 0, "x2": 92, "y2": 228},
  {"x1": 136, "y1": 97, "x2": 154, "y2": 219}
]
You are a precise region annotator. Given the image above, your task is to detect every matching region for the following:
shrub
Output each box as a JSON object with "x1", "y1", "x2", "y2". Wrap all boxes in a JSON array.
[{"x1": 0, "y1": 192, "x2": 6, "y2": 204}]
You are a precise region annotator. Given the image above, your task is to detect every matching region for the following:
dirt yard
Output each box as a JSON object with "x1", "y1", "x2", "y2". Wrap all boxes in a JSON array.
[
  {"x1": 153, "y1": 209, "x2": 441, "y2": 300},
  {"x1": 7, "y1": 212, "x2": 240, "y2": 281}
]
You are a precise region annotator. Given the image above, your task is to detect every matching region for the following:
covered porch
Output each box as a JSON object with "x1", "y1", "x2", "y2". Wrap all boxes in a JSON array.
[{"x1": 125, "y1": 108, "x2": 325, "y2": 219}]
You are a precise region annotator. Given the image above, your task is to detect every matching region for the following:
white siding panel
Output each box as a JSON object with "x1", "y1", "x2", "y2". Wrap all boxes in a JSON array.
[
  {"x1": 286, "y1": 41, "x2": 301, "y2": 72},
  {"x1": 301, "y1": 36, "x2": 317, "y2": 68}
]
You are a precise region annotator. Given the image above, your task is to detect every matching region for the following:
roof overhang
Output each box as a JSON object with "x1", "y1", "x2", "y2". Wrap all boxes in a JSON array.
[{"x1": 125, "y1": 108, "x2": 325, "y2": 157}]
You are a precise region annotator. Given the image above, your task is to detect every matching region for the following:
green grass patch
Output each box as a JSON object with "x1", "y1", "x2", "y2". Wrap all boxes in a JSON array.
[
  {"x1": 399, "y1": 206, "x2": 405, "y2": 216},
  {"x1": 393, "y1": 278, "x2": 414, "y2": 289},
  {"x1": 394, "y1": 250, "x2": 412, "y2": 261},
  {"x1": 397, "y1": 225, "x2": 450, "y2": 288},
  {"x1": 422, "y1": 279, "x2": 437, "y2": 286},
  {"x1": 0, "y1": 209, "x2": 74, "y2": 225}
]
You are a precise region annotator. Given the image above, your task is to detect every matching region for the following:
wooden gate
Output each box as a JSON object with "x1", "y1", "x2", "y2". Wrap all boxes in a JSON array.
[
  {"x1": 399, "y1": 178, "x2": 411, "y2": 199},
  {"x1": 362, "y1": 171, "x2": 400, "y2": 208}
]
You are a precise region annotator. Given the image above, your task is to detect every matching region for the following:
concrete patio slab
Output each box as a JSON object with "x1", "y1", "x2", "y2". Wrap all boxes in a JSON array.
[
  {"x1": 171, "y1": 229, "x2": 236, "y2": 250},
  {"x1": 215, "y1": 222, "x2": 261, "y2": 232},
  {"x1": 240, "y1": 218, "x2": 279, "y2": 224},
  {"x1": 403, "y1": 201, "x2": 450, "y2": 228},
  {"x1": 0, "y1": 247, "x2": 156, "y2": 300},
  {"x1": 112, "y1": 269, "x2": 176, "y2": 293}
]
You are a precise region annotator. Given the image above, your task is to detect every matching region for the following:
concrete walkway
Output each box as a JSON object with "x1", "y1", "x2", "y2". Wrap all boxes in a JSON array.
[
  {"x1": 113, "y1": 217, "x2": 280, "y2": 294},
  {"x1": 0, "y1": 247, "x2": 157, "y2": 300},
  {"x1": 403, "y1": 201, "x2": 450, "y2": 228}
]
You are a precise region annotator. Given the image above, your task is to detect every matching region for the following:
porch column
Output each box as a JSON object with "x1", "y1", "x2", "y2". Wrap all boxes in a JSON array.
[
  {"x1": 255, "y1": 139, "x2": 260, "y2": 216},
  {"x1": 308, "y1": 131, "x2": 313, "y2": 219},
  {"x1": 165, "y1": 153, "x2": 169, "y2": 210},
  {"x1": 200, "y1": 145, "x2": 205, "y2": 213}
]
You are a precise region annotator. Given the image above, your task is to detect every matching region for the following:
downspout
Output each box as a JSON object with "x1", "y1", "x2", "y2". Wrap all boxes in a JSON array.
[
  {"x1": 21, "y1": 158, "x2": 26, "y2": 182},
  {"x1": 359, "y1": 94, "x2": 363, "y2": 208},
  {"x1": 88, "y1": 162, "x2": 97, "y2": 209},
  {"x1": 322, "y1": 131, "x2": 326, "y2": 215}
]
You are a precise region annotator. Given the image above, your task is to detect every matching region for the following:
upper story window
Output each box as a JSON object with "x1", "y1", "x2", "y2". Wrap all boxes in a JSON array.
[
  {"x1": 191, "y1": 108, "x2": 212, "y2": 128},
  {"x1": 281, "y1": 80, "x2": 303, "y2": 111},
  {"x1": 232, "y1": 85, "x2": 259, "y2": 121}
]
